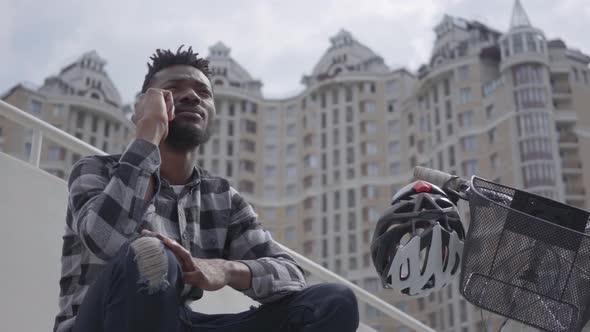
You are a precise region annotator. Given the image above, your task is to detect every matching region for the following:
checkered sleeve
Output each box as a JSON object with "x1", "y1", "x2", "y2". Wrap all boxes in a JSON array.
[
  {"x1": 67, "y1": 138, "x2": 161, "y2": 261},
  {"x1": 226, "y1": 187, "x2": 306, "y2": 304}
]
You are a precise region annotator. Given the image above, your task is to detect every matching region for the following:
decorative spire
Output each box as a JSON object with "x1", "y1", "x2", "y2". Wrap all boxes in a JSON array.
[
  {"x1": 509, "y1": 0, "x2": 532, "y2": 29},
  {"x1": 208, "y1": 42, "x2": 231, "y2": 58},
  {"x1": 330, "y1": 29, "x2": 355, "y2": 48}
]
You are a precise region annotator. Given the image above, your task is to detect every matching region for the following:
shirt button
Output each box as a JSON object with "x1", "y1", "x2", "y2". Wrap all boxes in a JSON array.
[{"x1": 182, "y1": 231, "x2": 190, "y2": 240}]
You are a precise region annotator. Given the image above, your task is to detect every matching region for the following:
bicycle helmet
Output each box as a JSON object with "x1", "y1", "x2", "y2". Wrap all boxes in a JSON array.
[{"x1": 370, "y1": 180, "x2": 465, "y2": 297}]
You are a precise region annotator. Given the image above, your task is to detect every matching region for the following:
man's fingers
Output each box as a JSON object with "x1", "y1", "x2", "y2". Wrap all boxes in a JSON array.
[
  {"x1": 162, "y1": 90, "x2": 175, "y2": 121},
  {"x1": 157, "y1": 235, "x2": 195, "y2": 271}
]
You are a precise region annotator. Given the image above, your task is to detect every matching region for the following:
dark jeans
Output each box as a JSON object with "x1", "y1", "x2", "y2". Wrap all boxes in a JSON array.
[{"x1": 73, "y1": 237, "x2": 359, "y2": 332}]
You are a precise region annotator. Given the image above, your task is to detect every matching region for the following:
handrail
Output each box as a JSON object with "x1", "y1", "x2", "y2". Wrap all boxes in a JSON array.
[
  {"x1": 280, "y1": 244, "x2": 435, "y2": 332},
  {"x1": 0, "y1": 99, "x2": 434, "y2": 332},
  {"x1": 0, "y1": 100, "x2": 106, "y2": 165}
]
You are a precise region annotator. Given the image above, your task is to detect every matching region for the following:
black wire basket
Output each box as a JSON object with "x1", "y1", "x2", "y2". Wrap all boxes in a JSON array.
[{"x1": 460, "y1": 176, "x2": 590, "y2": 332}]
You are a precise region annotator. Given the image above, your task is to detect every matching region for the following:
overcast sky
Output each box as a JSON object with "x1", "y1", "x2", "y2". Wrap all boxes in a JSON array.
[{"x1": 1, "y1": 0, "x2": 589, "y2": 103}]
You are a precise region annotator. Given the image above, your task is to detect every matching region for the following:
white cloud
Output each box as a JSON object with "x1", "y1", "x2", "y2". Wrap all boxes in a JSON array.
[{"x1": 1, "y1": 0, "x2": 588, "y2": 102}]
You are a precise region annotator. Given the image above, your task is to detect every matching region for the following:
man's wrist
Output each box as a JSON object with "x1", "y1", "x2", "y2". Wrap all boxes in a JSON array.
[
  {"x1": 136, "y1": 120, "x2": 166, "y2": 146},
  {"x1": 224, "y1": 260, "x2": 252, "y2": 291}
]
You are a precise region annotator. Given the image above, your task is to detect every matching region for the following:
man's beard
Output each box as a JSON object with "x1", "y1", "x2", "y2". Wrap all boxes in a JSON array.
[{"x1": 164, "y1": 118, "x2": 213, "y2": 152}]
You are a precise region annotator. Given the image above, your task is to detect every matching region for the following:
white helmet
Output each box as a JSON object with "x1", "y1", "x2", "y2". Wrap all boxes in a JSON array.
[{"x1": 370, "y1": 180, "x2": 465, "y2": 297}]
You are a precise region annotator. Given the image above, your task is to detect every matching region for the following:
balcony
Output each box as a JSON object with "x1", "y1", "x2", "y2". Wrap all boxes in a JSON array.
[
  {"x1": 0, "y1": 99, "x2": 434, "y2": 332},
  {"x1": 558, "y1": 133, "x2": 579, "y2": 144},
  {"x1": 565, "y1": 184, "x2": 586, "y2": 196},
  {"x1": 562, "y1": 158, "x2": 583, "y2": 170}
]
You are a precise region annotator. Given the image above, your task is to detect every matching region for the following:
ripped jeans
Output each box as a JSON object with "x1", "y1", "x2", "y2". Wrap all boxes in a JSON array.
[{"x1": 72, "y1": 236, "x2": 359, "y2": 332}]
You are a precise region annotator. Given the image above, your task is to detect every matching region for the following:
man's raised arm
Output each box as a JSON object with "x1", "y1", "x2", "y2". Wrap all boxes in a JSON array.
[{"x1": 67, "y1": 89, "x2": 174, "y2": 261}]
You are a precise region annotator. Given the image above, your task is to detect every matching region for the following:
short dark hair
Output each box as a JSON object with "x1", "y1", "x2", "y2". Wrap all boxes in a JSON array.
[{"x1": 141, "y1": 45, "x2": 210, "y2": 93}]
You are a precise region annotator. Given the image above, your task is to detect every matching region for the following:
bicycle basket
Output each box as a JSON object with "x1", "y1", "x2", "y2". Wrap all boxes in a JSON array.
[{"x1": 460, "y1": 176, "x2": 590, "y2": 332}]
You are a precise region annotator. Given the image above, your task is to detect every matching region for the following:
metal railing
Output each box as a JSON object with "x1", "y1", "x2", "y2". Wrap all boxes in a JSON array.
[
  {"x1": 0, "y1": 100, "x2": 106, "y2": 166},
  {"x1": 0, "y1": 99, "x2": 434, "y2": 332}
]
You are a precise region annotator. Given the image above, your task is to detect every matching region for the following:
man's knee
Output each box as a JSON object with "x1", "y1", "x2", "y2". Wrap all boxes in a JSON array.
[
  {"x1": 126, "y1": 236, "x2": 181, "y2": 294},
  {"x1": 309, "y1": 283, "x2": 359, "y2": 325},
  {"x1": 319, "y1": 283, "x2": 358, "y2": 310}
]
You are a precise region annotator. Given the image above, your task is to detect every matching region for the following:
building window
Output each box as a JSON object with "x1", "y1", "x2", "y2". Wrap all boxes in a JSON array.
[
  {"x1": 228, "y1": 122, "x2": 234, "y2": 136},
  {"x1": 240, "y1": 139, "x2": 256, "y2": 152},
  {"x1": 461, "y1": 135, "x2": 478, "y2": 152},
  {"x1": 285, "y1": 226, "x2": 296, "y2": 242},
  {"x1": 448, "y1": 145, "x2": 456, "y2": 167},
  {"x1": 263, "y1": 185, "x2": 276, "y2": 198},
  {"x1": 513, "y1": 64, "x2": 544, "y2": 86},
  {"x1": 286, "y1": 164, "x2": 297, "y2": 178},
  {"x1": 364, "y1": 142, "x2": 378, "y2": 156},
  {"x1": 241, "y1": 119, "x2": 257, "y2": 134},
  {"x1": 434, "y1": 107, "x2": 440, "y2": 125},
  {"x1": 513, "y1": 34, "x2": 524, "y2": 54},
  {"x1": 432, "y1": 85, "x2": 439, "y2": 104},
  {"x1": 227, "y1": 141, "x2": 233, "y2": 156},
  {"x1": 502, "y1": 38, "x2": 510, "y2": 57},
  {"x1": 345, "y1": 86, "x2": 353, "y2": 102},
  {"x1": 458, "y1": 110, "x2": 474, "y2": 127},
  {"x1": 488, "y1": 128, "x2": 496, "y2": 144},
  {"x1": 387, "y1": 100, "x2": 396, "y2": 113},
  {"x1": 407, "y1": 113, "x2": 414, "y2": 126},
  {"x1": 458, "y1": 87, "x2": 472, "y2": 104},
  {"x1": 287, "y1": 123, "x2": 297, "y2": 137},
  {"x1": 239, "y1": 180, "x2": 254, "y2": 193},
  {"x1": 240, "y1": 160, "x2": 255, "y2": 173},
  {"x1": 462, "y1": 159, "x2": 478, "y2": 177},
  {"x1": 345, "y1": 147, "x2": 354, "y2": 164},
  {"x1": 362, "y1": 101, "x2": 376, "y2": 113},
  {"x1": 390, "y1": 162, "x2": 401, "y2": 175},
  {"x1": 76, "y1": 112, "x2": 86, "y2": 129},
  {"x1": 29, "y1": 100, "x2": 42, "y2": 116},
  {"x1": 388, "y1": 141, "x2": 400, "y2": 155},
  {"x1": 226, "y1": 162, "x2": 233, "y2": 177},
  {"x1": 443, "y1": 102, "x2": 451, "y2": 121},
  {"x1": 457, "y1": 65, "x2": 469, "y2": 80},
  {"x1": 572, "y1": 67, "x2": 579, "y2": 82},
  {"x1": 525, "y1": 32, "x2": 538, "y2": 52},
  {"x1": 349, "y1": 257, "x2": 358, "y2": 270},
  {"x1": 388, "y1": 120, "x2": 400, "y2": 135},
  {"x1": 514, "y1": 87, "x2": 547, "y2": 109},
  {"x1": 486, "y1": 105, "x2": 495, "y2": 119},
  {"x1": 304, "y1": 241, "x2": 313, "y2": 256},
  {"x1": 348, "y1": 211, "x2": 357, "y2": 229},
  {"x1": 490, "y1": 153, "x2": 498, "y2": 170},
  {"x1": 447, "y1": 123, "x2": 453, "y2": 136}
]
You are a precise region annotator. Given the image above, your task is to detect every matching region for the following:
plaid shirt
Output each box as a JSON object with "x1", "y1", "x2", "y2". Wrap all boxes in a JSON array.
[{"x1": 54, "y1": 139, "x2": 306, "y2": 332}]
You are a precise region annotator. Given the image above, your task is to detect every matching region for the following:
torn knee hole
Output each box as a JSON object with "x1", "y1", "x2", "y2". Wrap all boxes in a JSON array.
[{"x1": 130, "y1": 237, "x2": 171, "y2": 294}]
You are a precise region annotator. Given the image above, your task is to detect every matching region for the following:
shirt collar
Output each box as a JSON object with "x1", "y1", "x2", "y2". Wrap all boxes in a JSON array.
[{"x1": 160, "y1": 166, "x2": 202, "y2": 189}]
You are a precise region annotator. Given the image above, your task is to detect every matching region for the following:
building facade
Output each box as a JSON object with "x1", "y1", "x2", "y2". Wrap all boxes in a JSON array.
[
  {"x1": 199, "y1": 2, "x2": 590, "y2": 331},
  {"x1": 1, "y1": 1, "x2": 589, "y2": 331},
  {"x1": 0, "y1": 51, "x2": 134, "y2": 179}
]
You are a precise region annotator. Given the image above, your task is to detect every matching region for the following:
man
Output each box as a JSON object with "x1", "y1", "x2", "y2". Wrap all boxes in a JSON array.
[{"x1": 53, "y1": 46, "x2": 359, "y2": 332}]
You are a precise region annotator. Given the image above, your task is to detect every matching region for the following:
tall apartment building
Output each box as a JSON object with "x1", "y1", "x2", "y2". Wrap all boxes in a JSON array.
[
  {"x1": 0, "y1": 50, "x2": 134, "y2": 178},
  {"x1": 199, "y1": 2, "x2": 590, "y2": 331},
  {"x1": 1, "y1": 1, "x2": 589, "y2": 330}
]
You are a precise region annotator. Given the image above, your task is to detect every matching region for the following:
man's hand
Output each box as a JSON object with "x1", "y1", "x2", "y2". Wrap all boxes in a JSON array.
[
  {"x1": 142, "y1": 231, "x2": 251, "y2": 291},
  {"x1": 133, "y1": 88, "x2": 175, "y2": 146}
]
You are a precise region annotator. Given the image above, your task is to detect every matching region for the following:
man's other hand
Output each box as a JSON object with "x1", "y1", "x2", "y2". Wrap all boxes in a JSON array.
[{"x1": 142, "y1": 230, "x2": 231, "y2": 291}]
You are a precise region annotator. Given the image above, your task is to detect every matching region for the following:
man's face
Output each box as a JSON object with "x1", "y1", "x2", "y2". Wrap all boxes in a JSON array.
[{"x1": 148, "y1": 65, "x2": 216, "y2": 151}]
